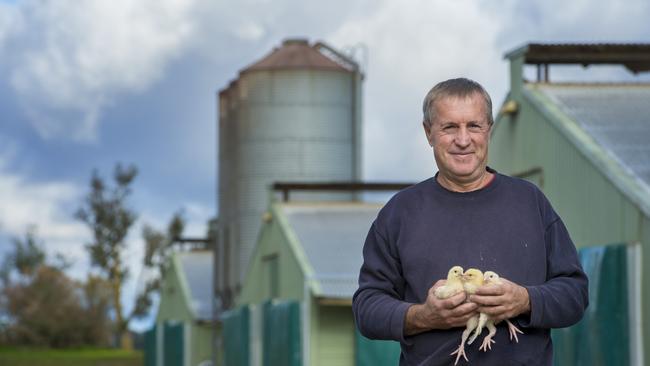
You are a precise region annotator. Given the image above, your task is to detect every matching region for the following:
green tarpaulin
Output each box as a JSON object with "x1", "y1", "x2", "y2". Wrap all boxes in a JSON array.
[
  {"x1": 263, "y1": 300, "x2": 301, "y2": 366},
  {"x1": 144, "y1": 325, "x2": 157, "y2": 366},
  {"x1": 355, "y1": 329, "x2": 401, "y2": 366},
  {"x1": 223, "y1": 306, "x2": 250, "y2": 366},
  {"x1": 552, "y1": 244, "x2": 629, "y2": 366},
  {"x1": 164, "y1": 322, "x2": 184, "y2": 366}
]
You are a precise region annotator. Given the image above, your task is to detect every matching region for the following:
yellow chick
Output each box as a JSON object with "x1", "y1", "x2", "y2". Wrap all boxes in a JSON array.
[
  {"x1": 434, "y1": 266, "x2": 465, "y2": 299},
  {"x1": 450, "y1": 268, "x2": 483, "y2": 365},
  {"x1": 468, "y1": 271, "x2": 524, "y2": 352}
]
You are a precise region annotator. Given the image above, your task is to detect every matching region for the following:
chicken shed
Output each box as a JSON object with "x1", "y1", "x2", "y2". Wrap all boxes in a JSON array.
[
  {"x1": 221, "y1": 200, "x2": 401, "y2": 366},
  {"x1": 490, "y1": 43, "x2": 650, "y2": 365},
  {"x1": 145, "y1": 250, "x2": 215, "y2": 366}
]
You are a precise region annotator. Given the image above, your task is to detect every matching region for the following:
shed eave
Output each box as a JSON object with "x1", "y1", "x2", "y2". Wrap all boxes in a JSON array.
[{"x1": 521, "y1": 84, "x2": 650, "y2": 218}]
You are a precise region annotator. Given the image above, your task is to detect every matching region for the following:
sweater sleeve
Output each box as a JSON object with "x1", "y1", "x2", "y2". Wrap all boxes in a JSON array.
[
  {"x1": 520, "y1": 217, "x2": 589, "y2": 329},
  {"x1": 352, "y1": 221, "x2": 414, "y2": 344}
]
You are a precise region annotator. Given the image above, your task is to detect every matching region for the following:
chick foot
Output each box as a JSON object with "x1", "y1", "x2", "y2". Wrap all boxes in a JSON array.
[{"x1": 506, "y1": 320, "x2": 523, "y2": 343}]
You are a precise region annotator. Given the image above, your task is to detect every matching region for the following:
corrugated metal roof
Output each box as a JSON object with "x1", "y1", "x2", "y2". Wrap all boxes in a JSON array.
[
  {"x1": 177, "y1": 251, "x2": 213, "y2": 321},
  {"x1": 534, "y1": 83, "x2": 650, "y2": 212},
  {"x1": 241, "y1": 39, "x2": 351, "y2": 74},
  {"x1": 280, "y1": 202, "x2": 382, "y2": 299}
]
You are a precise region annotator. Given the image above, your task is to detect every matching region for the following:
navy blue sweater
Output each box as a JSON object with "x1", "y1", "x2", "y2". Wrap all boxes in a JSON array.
[{"x1": 352, "y1": 171, "x2": 588, "y2": 366}]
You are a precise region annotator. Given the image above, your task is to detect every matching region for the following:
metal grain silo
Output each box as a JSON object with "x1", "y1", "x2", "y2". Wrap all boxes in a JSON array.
[{"x1": 217, "y1": 39, "x2": 363, "y2": 307}]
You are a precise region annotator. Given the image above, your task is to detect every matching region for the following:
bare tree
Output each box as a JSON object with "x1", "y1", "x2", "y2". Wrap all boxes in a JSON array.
[{"x1": 75, "y1": 163, "x2": 138, "y2": 349}]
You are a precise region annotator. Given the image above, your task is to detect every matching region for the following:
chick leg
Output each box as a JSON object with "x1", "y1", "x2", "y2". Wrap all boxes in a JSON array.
[
  {"x1": 479, "y1": 321, "x2": 497, "y2": 352},
  {"x1": 451, "y1": 316, "x2": 478, "y2": 365},
  {"x1": 467, "y1": 313, "x2": 487, "y2": 345},
  {"x1": 505, "y1": 319, "x2": 523, "y2": 343}
]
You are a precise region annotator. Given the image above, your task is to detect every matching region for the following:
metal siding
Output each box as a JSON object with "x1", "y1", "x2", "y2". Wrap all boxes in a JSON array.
[{"x1": 218, "y1": 67, "x2": 360, "y2": 295}]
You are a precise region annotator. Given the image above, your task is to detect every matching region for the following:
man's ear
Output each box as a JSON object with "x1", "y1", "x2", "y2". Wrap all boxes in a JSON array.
[{"x1": 423, "y1": 121, "x2": 433, "y2": 146}]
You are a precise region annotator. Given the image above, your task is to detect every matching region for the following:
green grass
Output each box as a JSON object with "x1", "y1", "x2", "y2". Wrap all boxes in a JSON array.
[{"x1": 0, "y1": 347, "x2": 142, "y2": 366}]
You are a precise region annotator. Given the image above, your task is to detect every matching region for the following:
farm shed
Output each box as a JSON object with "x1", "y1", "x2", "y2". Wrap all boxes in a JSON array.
[
  {"x1": 490, "y1": 43, "x2": 650, "y2": 365},
  {"x1": 222, "y1": 201, "x2": 400, "y2": 366},
  {"x1": 145, "y1": 250, "x2": 215, "y2": 366}
]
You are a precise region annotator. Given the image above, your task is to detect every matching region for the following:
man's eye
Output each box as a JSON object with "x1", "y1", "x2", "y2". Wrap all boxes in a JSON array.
[{"x1": 469, "y1": 124, "x2": 483, "y2": 131}]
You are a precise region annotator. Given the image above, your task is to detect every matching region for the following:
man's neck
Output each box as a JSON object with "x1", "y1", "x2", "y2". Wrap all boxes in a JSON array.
[{"x1": 436, "y1": 170, "x2": 494, "y2": 193}]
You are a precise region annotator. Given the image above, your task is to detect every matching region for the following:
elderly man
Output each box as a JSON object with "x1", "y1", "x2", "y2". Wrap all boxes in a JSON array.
[{"x1": 353, "y1": 78, "x2": 588, "y2": 365}]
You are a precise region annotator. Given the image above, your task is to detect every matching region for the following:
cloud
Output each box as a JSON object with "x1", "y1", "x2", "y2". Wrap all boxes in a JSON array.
[
  {"x1": 326, "y1": 0, "x2": 504, "y2": 181},
  {"x1": 0, "y1": 148, "x2": 89, "y2": 278},
  {"x1": 1, "y1": 0, "x2": 197, "y2": 141},
  {"x1": 324, "y1": 0, "x2": 650, "y2": 182}
]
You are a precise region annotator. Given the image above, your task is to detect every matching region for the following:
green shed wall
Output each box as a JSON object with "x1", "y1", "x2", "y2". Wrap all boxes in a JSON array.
[
  {"x1": 191, "y1": 324, "x2": 213, "y2": 366},
  {"x1": 312, "y1": 305, "x2": 355, "y2": 366},
  {"x1": 490, "y1": 83, "x2": 648, "y2": 363},
  {"x1": 490, "y1": 86, "x2": 642, "y2": 248},
  {"x1": 157, "y1": 256, "x2": 194, "y2": 322},
  {"x1": 238, "y1": 210, "x2": 306, "y2": 305}
]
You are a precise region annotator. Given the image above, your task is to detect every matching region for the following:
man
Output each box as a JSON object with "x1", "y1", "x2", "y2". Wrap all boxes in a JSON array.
[{"x1": 352, "y1": 78, "x2": 588, "y2": 365}]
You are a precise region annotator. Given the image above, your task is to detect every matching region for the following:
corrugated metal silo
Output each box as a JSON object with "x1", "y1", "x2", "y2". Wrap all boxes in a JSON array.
[{"x1": 217, "y1": 39, "x2": 363, "y2": 307}]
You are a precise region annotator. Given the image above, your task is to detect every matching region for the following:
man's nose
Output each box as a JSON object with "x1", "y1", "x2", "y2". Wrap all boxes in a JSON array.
[{"x1": 454, "y1": 127, "x2": 471, "y2": 147}]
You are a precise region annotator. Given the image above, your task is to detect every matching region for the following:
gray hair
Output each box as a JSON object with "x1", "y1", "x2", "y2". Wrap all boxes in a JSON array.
[{"x1": 422, "y1": 78, "x2": 493, "y2": 128}]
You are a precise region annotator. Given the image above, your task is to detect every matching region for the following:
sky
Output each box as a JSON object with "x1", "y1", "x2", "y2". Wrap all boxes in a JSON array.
[{"x1": 0, "y1": 0, "x2": 649, "y2": 331}]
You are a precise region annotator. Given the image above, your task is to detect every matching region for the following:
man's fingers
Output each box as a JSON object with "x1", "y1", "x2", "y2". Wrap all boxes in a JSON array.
[
  {"x1": 470, "y1": 293, "x2": 506, "y2": 306},
  {"x1": 450, "y1": 302, "x2": 478, "y2": 317},
  {"x1": 473, "y1": 284, "x2": 504, "y2": 296},
  {"x1": 440, "y1": 291, "x2": 467, "y2": 308},
  {"x1": 477, "y1": 305, "x2": 506, "y2": 316}
]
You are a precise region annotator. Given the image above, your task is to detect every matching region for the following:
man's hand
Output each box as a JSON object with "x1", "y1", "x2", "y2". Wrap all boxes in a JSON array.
[
  {"x1": 469, "y1": 278, "x2": 530, "y2": 324},
  {"x1": 404, "y1": 280, "x2": 478, "y2": 336}
]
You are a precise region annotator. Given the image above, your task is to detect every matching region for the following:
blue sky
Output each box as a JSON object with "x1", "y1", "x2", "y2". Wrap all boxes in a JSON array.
[{"x1": 0, "y1": 0, "x2": 649, "y2": 330}]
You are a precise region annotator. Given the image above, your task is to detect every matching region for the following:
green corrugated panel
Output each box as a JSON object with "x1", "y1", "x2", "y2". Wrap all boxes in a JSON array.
[
  {"x1": 144, "y1": 325, "x2": 157, "y2": 366},
  {"x1": 355, "y1": 329, "x2": 401, "y2": 366},
  {"x1": 263, "y1": 300, "x2": 301, "y2": 366},
  {"x1": 223, "y1": 306, "x2": 250, "y2": 366},
  {"x1": 552, "y1": 244, "x2": 629, "y2": 366},
  {"x1": 164, "y1": 322, "x2": 184, "y2": 366}
]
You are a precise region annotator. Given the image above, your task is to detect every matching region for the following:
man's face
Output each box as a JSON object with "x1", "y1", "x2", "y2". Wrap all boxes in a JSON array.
[{"x1": 424, "y1": 93, "x2": 491, "y2": 184}]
